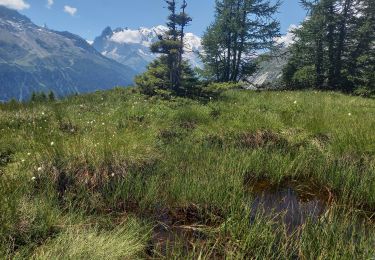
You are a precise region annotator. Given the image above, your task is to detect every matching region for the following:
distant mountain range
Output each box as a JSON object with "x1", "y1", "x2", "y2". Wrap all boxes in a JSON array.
[
  {"x1": 0, "y1": 6, "x2": 136, "y2": 101},
  {"x1": 92, "y1": 25, "x2": 203, "y2": 73},
  {"x1": 0, "y1": 5, "x2": 291, "y2": 101},
  {"x1": 90, "y1": 25, "x2": 290, "y2": 87}
]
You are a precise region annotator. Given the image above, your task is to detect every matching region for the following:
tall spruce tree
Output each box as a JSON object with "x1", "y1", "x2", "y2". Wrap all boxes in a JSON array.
[
  {"x1": 178, "y1": 0, "x2": 192, "y2": 79},
  {"x1": 149, "y1": 0, "x2": 193, "y2": 94},
  {"x1": 348, "y1": 0, "x2": 375, "y2": 94},
  {"x1": 201, "y1": 0, "x2": 281, "y2": 82},
  {"x1": 136, "y1": 0, "x2": 198, "y2": 97},
  {"x1": 150, "y1": 0, "x2": 180, "y2": 90}
]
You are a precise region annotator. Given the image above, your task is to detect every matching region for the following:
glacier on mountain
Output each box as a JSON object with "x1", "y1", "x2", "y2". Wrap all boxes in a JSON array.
[{"x1": 92, "y1": 25, "x2": 203, "y2": 73}]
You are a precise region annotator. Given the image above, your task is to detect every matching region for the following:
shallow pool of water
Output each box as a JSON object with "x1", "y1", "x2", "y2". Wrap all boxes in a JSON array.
[{"x1": 249, "y1": 179, "x2": 331, "y2": 232}]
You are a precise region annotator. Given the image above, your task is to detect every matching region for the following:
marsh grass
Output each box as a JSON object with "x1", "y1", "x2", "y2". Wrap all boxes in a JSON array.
[
  {"x1": 0, "y1": 88, "x2": 374, "y2": 258},
  {"x1": 32, "y1": 217, "x2": 148, "y2": 260}
]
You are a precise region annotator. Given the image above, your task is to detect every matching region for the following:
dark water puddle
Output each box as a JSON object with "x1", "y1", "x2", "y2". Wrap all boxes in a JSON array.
[
  {"x1": 248, "y1": 178, "x2": 333, "y2": 233},
  {"x1": 146, "y1": 204, "x2": 222, "y2": 258}
]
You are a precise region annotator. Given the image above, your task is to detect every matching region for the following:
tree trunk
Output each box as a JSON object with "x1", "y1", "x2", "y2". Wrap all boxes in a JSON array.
[
  {"x1": 230, "y1": 0, "x2": 242, "y2": 81},
  {"x1": 326, "y1": 1, "x2": 336, "y2": 89},
  {"x1": 315, "y1": 31, "x2": 325, "y2": 89},
  {"x1": 234, "y1": 0, "x2": 247, "y2": 82},
  {"x1": 224, "y1": 1, "x2": 233, "y2": 81},
  {"x1": 334, "y1": 0, "x2": 351, "y2": 90}
]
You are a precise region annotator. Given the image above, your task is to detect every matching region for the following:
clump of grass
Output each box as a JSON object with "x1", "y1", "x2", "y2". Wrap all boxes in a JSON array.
[
  {"x1": 32, "y1": 218, "x2": 149, "y2": 260},
  {"x1": 59, "y1": 120, "x2": 79, "y2": 134},
  {"x1": 174, "y1": 105, "x2": 210, "y2": 129},
  {"x1": 0, "y1": 147, "x2": 14, "y2": 166},
  {"x1": 158, "y1": 128, "x2": 184, "y2": 144},
  {"x1": 237, "y1": 129, "x2": 289, "y2": 149},
  {"x1": 0, "y1": 170, "x2": 61, "y2": 258}
]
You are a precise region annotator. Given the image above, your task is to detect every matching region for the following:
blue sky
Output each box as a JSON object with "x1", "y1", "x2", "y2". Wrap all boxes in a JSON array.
[{"x1": 6, "y1": 0, "x2": 307, "y2": 40}]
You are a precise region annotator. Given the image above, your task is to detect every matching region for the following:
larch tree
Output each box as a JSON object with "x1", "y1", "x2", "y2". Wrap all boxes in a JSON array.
[
  {"x1": 284, "y1": 0, "x2": 374, "y2": 94},
  {"x1": 201, "y1": 0, "x2": 281, "y2": 83}
]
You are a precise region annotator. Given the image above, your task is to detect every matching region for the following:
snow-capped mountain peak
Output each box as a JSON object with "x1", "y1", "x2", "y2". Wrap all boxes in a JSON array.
[{"x1": 92, "y1": 25, "x2": 202, "y2": 73}]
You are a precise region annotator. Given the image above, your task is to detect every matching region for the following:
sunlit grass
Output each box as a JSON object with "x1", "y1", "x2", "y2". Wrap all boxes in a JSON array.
[{"x1": 0, "y1": 87, "x2": 374, "y2": 258}]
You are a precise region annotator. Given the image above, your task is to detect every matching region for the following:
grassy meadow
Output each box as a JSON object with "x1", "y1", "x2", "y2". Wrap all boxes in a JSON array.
[{"x1": 0, "y1": 88, "x2": 374, "y2": 259}]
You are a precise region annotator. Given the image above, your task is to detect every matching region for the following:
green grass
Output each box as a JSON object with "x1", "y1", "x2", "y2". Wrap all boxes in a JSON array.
[
  {"x1": 0, "y1": 87, "x2": 374, "y2": 259},
  {"x1": 31, "y1": 218, "x2": 147, "y2": 260}
]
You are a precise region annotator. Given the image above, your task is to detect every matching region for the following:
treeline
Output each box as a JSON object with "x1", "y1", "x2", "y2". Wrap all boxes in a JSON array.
[
  {"x1": 31, "y1": 91, "x2": 56, "y2": 102},
  {"x1": 283, "y1": 0, "x2": 375, "y2": 95},
  {"x1": 136, "y1": 0, "x2": 281, "y2": 98},
  {"x1": 136, "y1": 0, "x2": 373, "y2": 98},
  {"x1": 0, "y1": 91, "x2": 56, "y2": 110}
]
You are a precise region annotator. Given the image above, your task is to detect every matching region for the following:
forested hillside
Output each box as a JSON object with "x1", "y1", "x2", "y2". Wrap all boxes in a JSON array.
[{"x1": 283, "y1": 0, "x2": 374, "y2": 95}]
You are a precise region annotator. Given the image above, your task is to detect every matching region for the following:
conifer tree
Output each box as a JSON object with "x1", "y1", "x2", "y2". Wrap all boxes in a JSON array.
[
  {"x1": 177, "y1": 0, "x2": 192, "y2": 84},
  {"x1": 48, "y1": 91, "x2": 55, "y2": 101},
  {"x1": 284, "y1": 0, "x2": 374, "y2": 93},
  {"x1": 201, "y1": 0, "x2": 281, "y2": 82},
  {"x1": 137, "y1": 0, "x2": 197, "y2": 97},
  {"x1": 31, "y1": 92, "x2": 37, "y2": 102},
  {"x1": 150, "y1": 0, "x2": 191, "y2": 93},
  {"x1": 40, "y1": 92, "x2": 47, "y2": 102}
]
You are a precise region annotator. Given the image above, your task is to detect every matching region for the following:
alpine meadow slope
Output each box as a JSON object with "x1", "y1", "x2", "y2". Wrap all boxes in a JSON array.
[{"x1": 0, "y1": 88, "x2": 374, "y2": 258}]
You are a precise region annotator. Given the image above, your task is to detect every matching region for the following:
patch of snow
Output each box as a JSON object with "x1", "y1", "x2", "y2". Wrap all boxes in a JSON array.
[
  {"x1": 96, "y1": 25, "x2": 203, "y2": 70},
  {"x1": 275, "y1": 24, "x2": 300, "y2": 47},
  {"x1": 111, "y1": 29, "x2": 143, "y2": 44}
]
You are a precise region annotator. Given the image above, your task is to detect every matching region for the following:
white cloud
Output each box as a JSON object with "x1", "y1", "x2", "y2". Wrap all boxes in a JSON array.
[
  {"x1": 111, "y1": 29, "x2": 143, "y2": 44},
  {"x1": 276, "y1": 24, "x2": 300, "y2": 47},
  {"x1": 0, "y1": 0, "x2": 30, "y2": 10},
  {"x1": 64, "y1": 5, "x2": 77, "y2": 16},
  {"x1": 46, "y1": 0, "x2": 53, "y2": 9}
]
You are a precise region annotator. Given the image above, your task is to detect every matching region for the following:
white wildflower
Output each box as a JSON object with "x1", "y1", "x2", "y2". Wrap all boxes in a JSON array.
[
  {"x1": 37, "y1": 167, "x2": 43, "y2": 172},
  {"x1": 50, "y1": 142, "x2": 55, "y2": 146},
  {"x1": 348, "y1": 113, "x2": 352, "y2": 116},
  {"x1": 31, "y1": 177, "x2": 36, "y2": 181},
  {"x1": 294, "y1": 101, "x2": 297, "y2": 104}
]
